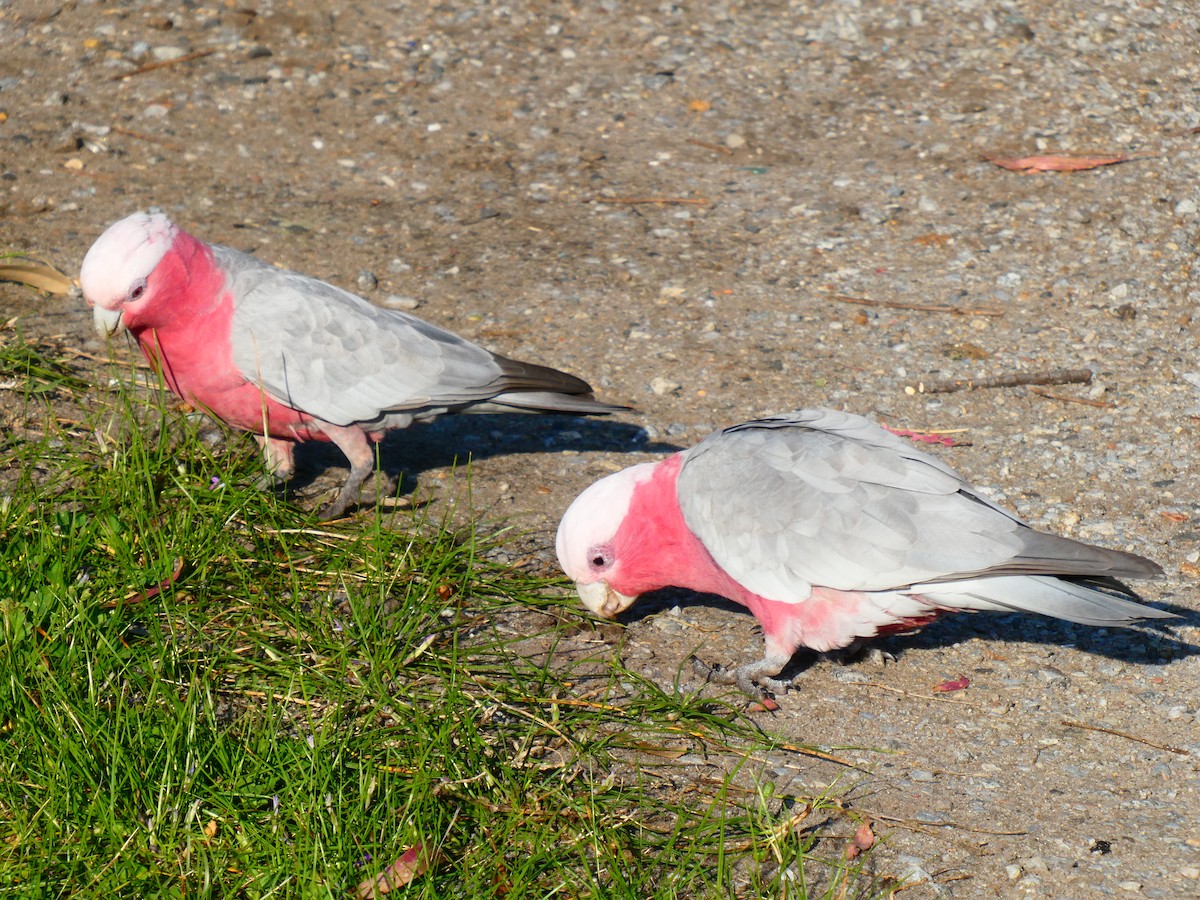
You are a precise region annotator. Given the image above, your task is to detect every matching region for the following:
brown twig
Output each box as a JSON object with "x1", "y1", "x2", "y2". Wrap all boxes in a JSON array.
[
  {"x1": 110, "y1": 125, "x2": 184, "y2": 151},
  {"x1": 908, "y1": 368, "x2": 1092, "y2": 395},
  {"x1": 843, "y1": 680, "x2": 986, "y2": 708},
  {"x1": 585, "y1": 196, "x2": 710, "y2": 205},
  {"x1": 1028, "y1": 386, "x2": 1115, "y2": 409},
  {"x1": 834, "y1": 294, "x2": 1004, "y2": 317},
  {"x1": 110, "y1": 48, "x2": 215, "y2": 81},
  {"x1": 1061, "y1": 720, "x2": 1190, "y2": 756},
  {"x1": 863, "y1": 809, "x2": 1027, "y2": 836},
  {"x1": 686, "y1": 137, "x2": 734, "y2": 155}
]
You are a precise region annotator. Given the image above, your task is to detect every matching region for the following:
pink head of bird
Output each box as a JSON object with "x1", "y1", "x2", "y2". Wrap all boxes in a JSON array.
[
  {"x1": 79, "y1": 212, "x2": 179, "y2": 335},
  {"x1": 556, "y1": 463, "x2": 658, "y2": 619}
]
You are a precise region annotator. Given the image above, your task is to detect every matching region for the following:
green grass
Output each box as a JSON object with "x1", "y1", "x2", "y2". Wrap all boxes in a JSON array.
[{"x1": 0, "y1": 333, "x2": 886, "y2": 898}]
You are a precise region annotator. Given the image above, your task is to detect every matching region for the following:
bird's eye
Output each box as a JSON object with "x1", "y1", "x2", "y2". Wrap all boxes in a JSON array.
[
  {"x1": 590, "y1": 551, "x2": 609, "y2": 569},
  {"x1": 128, "y1": 279, "x2": 147, "y2": 302}
]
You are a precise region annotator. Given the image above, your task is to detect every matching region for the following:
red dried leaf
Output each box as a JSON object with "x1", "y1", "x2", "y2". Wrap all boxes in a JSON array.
[
  {"x1": 1160, "y1": 511, "x2": 1188, "y2": 523},
  {"x1": 985, "y1": 153, "x2": 1152, "y2": 173},
  {"x1": 933, "y1": 675, "x2": 970, "y2": 693},
  {"x1": 883, "y1": 425, "x2": 966, "y2": 447},
  {"x1": 356, "y1": 844, "x2": 436, "y2": 898},
  {"x1": 845, "y1": 820, "x2": 876, "y2": 860},
  {"x1": 749, "y1": 696, "x2": 780, "y2": 713}
]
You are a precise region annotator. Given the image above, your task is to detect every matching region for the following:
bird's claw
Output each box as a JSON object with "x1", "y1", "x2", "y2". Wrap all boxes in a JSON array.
[{"x1": 691, "y1": 654, "x2": 795, "y2": 700}]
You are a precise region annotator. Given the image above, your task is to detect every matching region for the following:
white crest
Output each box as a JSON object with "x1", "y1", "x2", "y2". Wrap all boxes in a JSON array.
[{"x1": 80, "y1": 212, "x2": 178, "y2": 310}]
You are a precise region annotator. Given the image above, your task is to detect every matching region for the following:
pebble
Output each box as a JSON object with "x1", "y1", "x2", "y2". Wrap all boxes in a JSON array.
[
  {"x1": 355, "y1": 270, "x2": 378, "y2": 292},
  {"x1": 151, "y1": 45, "x2": 187, "y2": 61},
  {"x1": 383, "y1": 294, "x2": 420, "y2": 311},
  {"x1": 1175, "y1": 198, "x2": 1197, "y2": 216},
  {"x1": 725, "y1": 133, "x2": 746, "y2": 149},
  {"x1": 650, "y1": 377, "x2": 680, "y2": 396}
]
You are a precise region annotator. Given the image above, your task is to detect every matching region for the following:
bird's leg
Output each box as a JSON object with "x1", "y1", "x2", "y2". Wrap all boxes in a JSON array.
[
  {"x1": 310, "y1": 421, "x2": 388, "y2": 519},
  {"x1": 692, "y1": 649, "x2": 797, "y2": 698},
  {"x1": 254, "y1": 435, "x2": 295, "y2": 489},
  {"x1": 821, "y1": 639, "x2": 896, "y2": 668}
]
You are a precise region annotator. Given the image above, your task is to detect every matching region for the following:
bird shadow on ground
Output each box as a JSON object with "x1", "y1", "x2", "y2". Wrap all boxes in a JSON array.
[
  {"x1": 620, "y1": 587, "x2": 1198, "y2": 679},
  {"x1": 282, "y1": 413, "x2": 677, "y2": 504}
]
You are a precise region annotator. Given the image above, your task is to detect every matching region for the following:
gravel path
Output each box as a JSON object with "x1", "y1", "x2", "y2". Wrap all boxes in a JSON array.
[{"x1": 2, "y1": 1, "x2": 1198, "y2": 895}]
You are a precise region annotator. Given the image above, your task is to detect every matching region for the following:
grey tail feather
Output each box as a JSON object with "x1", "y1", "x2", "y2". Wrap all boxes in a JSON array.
[
  {"x1": 918, "y1": 574, "x2": 1178, "y2": 627},
  {"x1": 928, "y1": 529, "x2": 1164, "y2": 584},
  {"x1": 484, "y1": 354, "x2": 631, "y2": 415},
  {"x1": 492, "y1": 354, "x2": 597, "y2": 396},
  {"x1": 484, "y1": 390, "x2": 631, "y2": 415}
]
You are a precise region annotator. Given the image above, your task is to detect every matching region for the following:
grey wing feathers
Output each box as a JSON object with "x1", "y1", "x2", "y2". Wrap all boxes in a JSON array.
[
  {"x1": 676, "y1": 409, "x2": 1162, "y2": 604},
  {"x1": 218, "y1": 245, "x2": 620, "y2": 425}
]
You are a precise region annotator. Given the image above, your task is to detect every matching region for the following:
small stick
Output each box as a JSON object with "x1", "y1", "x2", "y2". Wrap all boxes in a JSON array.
[
  {"x1": 110, "y1": 125, "x2": 183, "y2": 151},
  {"x1": 843, "y1": 680, "x2": 985, "y2": 707},
  {"x1": 586, "y1": 196, "x2": 709, "y2": 205},
  {"x1": 834, "y1": 294, "x2": 1004, "y2": 317},
  {"x1": 909, "y1": 368, "x2": 1092, "y2": 395},
  {"x1": 1028, "y1": 386, "x2": 1115, "y2": 409},
  {"x1": 686, "y1": 137, "x2": 734, "y2": 155},
  {"x1": 1061, "y1": 720, "x2": 1190, "y2": 756},
  {"x1": 110, "y1": 48, "x2": 215, "y2": 81}
]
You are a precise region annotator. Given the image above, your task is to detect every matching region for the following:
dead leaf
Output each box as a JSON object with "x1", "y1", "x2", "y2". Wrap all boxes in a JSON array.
[
  {"x1": 933, "y1": 675, "x2": 970, "y2": 693},
  {"x1": 883, "y1": 426, "x2": 969, "y2": 447},
  {"x1": 202, "y1": 819, "x2": 218, "y2": 839},
  {"x1": 0, "y1": 256, "x2": 75, "y2": 295},
  {"x1": 356, "y1": 844, "x2": 436, "y2": 898},
  {"x1": 845, "y1": 820, "x2": 875, "y2": 860},
  {"x1": 1160, "y1": 511, "x2": 1187, "y2": 523},
  {"x1": 984, "y1": 153, "x2": 1153, "y2": 174},
  {"x1": 913, "y1": 233, "x2": 953, "y2": 247},
  {"x1": 688, "y1": 99, "x2": 711, "y2": 112}
]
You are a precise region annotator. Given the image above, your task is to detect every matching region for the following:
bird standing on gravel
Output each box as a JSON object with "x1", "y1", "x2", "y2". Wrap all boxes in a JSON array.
[
  {"x1": 81, "y1": 211, "x2": 627, "y2": 518},
  {"x1": 556, "y1": 408, "x2": 1172, "y2": 696}
]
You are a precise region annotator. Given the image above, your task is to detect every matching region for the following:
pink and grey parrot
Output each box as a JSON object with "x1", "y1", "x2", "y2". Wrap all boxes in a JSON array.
[
  {"x1": 81, "y1": 212, "x2": 627, "y2": 518},
  {"x1": 556, "y1": 408, "x2": 1171, "y2": 695}
]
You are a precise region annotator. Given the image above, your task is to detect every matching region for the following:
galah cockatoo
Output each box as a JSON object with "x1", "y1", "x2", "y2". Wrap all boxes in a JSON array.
[
  {"x1": 557, "y1": 408, "x2": 1171, "y2": 695},
  {"x1": 81, "y1": 212, "x2": 627, "y2": 518}
]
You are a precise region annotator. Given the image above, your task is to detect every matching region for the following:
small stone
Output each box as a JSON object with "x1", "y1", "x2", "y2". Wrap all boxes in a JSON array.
[
  {"x1": 356, "y1": 270, "x2": 378, "y2": 292},
  {"x1": 1175, "y1": 198, "x2": 1197, "y2": 216},
  {"x1": 383, "y1": 294, "x2": 420, "y2": 311},
  {"x1": 650, "y1": 377, "x2": 681, "y2": 396},
  {"x1": 725, "y1": 133, "x2": 746, "y2": 149},
  {"x1": 151, "y1": 45, "x2": 187, "y2": 62},
  {"x1": 910, "y1": 770, "x2": 935, "y2": 782},
  {"x1": 1006, "y1": 865, "x2": 1023, "y2": 880},
  {"x1": 1118, "y1": 882, "x2": 1142, "y2": 893}
]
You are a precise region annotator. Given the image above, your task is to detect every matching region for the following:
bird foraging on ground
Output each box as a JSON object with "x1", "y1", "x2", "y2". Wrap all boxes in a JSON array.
[
  {"x1": 556, "y1": 408, "x2": 1171, "y2": 696},
  {"x1": 81, "y1": 212, "x2": 627, "y2": 518}
]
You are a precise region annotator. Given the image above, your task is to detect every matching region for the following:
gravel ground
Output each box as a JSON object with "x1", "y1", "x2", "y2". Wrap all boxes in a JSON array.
[{"x1": 2, "y1": 0, "x2": 1199, "y2": 895}]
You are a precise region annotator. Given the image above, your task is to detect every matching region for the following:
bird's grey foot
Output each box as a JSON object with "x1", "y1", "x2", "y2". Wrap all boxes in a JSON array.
[
  {"x1": 310, "y1": 420, "x2": 378, "y2": 519},
  {"x1": 317, "y1": 464, "x2": 372, "y2": 520},
  {"x1": 691, "y1": 652, "x2": 795, "y2": 698},
  {"x1": 822, "y1": 640, "x2": 895, "y2": 668}
]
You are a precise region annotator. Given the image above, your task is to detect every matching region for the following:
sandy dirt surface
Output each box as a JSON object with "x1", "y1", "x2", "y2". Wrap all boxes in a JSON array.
[{"x1": 2, "y1": 1, "x2": 1198, "y2": 895}]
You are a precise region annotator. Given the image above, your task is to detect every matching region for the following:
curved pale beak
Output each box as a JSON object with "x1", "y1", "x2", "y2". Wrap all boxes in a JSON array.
[
  {"x1": 93, "y1": 305, "x2": 125, "y2": 337},
  {"x1": 576, "y1": 581, "x2": 638, "y2": 618}
]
